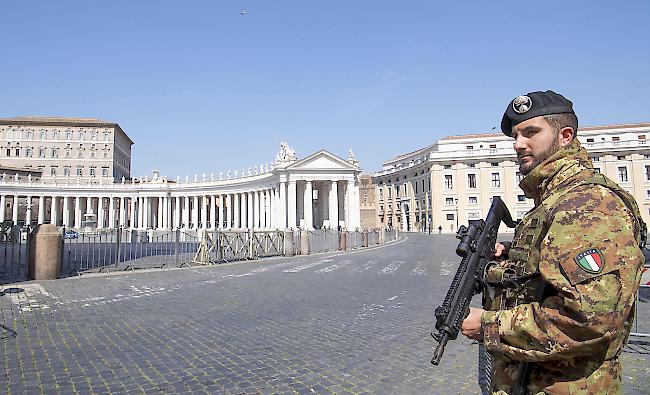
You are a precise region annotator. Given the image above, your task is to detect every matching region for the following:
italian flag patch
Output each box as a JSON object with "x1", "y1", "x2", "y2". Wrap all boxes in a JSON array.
[{"x1": 574, "y1": 249, "x2": 605, "y2": 274}]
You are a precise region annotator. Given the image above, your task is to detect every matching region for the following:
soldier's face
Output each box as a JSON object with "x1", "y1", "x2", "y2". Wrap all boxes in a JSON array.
[{"x1": 511, "y1": 116, "x2": 561, "y2": 176}]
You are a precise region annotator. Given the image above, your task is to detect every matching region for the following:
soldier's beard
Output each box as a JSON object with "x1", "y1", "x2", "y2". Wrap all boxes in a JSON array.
[{"x1": 518, "y1": 134, "x2": 561, "y2": 176}]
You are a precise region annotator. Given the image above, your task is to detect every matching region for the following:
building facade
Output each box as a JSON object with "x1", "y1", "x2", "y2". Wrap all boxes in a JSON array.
[
  {"x1": 359, "y1": 174, "x2": 379, "y2": 229},
  {"x1": 0, "y1": 142, "x2": 362, "y2": 230},
  {"x1": 373, "y1": 123, "x2": 650, "y2": 233},
  {"x1": 0, "y1": 116, "x2": 133, "y2": 183}
]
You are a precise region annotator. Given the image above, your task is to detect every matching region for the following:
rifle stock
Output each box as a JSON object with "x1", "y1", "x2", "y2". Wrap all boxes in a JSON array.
[{"x1": 431, "y1": 196, "x2": 516, "y2": 365}]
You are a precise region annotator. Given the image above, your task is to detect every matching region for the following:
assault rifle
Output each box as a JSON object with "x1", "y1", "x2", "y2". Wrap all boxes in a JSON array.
[{"x1": 431, "y1": 196, "x2": 517, "y2": 365}]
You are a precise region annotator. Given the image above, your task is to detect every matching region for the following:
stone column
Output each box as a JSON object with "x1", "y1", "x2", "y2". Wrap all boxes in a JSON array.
[
  {"x1": 218, "y1": 195, "x2": 224, "y2": 228},
  {"x1": 38, "y1": 196, "x2": 45, "y2": 224},
  {"x1": 137, "y1": 197, "x2": 143, "y2": 228},
  {"x1": 96, "y1": 197, "x2": 104, "y2": 228},
  {"x1": 12, "y1": 195, "x2": 19, "y2": 225},
  {"x1": 303, "y1": 181, "x2": 313, "y2": 230},
  {"x1": 50, "y1": 196, "x2": 58, "y2": 225},
  {"x1": 192, "y1": 196, "x2": 199, "y2": 228},
  {"x1": 63, "y1": 197, "x2": 70, "y2": 227},
  {"x1": 107, "y1": 197, "x2": 114, "y2": 228},
  {"x1": 129, "y1": 198, "x2": 136, "y2": 229},
  {"x1": 182, "y1": 197, "x2": 189, "y2": 228},
  {"x1": 226, "y1": 194, "x2": 233, "y2": 228},
  {"x1": 0, "y1": 195, "x2": 5, "y2": 223},
  {"x1": 279, "y1": 182, "x2": 287, "y2": 229},
  {"x1": 156, "y1": 196, "x2": 165, "y2": 229},
  {"x1": 247, "y1": 192, "x2": 254, "y2": 229},
  {"x1": 209, "y1": 195, "x2": 216, "y2": 229},
  {"x1": 287, "y1": 181, "x2": 297, "y2": 229},
  {"x1": 270, "y1": 188, "x2": 277, "y2": 229},
  {"x1": 74, "y1": 196, "x2": 81, "y2": 228},
  {"x1": 254, "y1": 191, "x2": 260, "y2": 229},
  {"x1": 145, "y1": 197, "x2": 151, "y2": 229},
  {"x1": 234, "y1": 193, "x2": 240, "y2": 228},
  {"x1": 201, "y1": 196, "x2": 208, "y2": 229},
  {"x1": 119, "y1": 197, "x2": 126, "y2": 227},
  {"x1": 329, "y1": 181, "x2": 339, "y2": 229},
  {"x1": 240, "y1": 193, "x2": 247, "y2": 229},
  {"x1": 264, "y1": 190, "x2": 270, "y2": 229},
  {"x1": 25, "y1": 196, "x2": 33, "y2": 225}
]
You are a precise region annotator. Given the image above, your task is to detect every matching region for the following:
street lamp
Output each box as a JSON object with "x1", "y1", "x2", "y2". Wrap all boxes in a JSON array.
[{"x1": 454, "y1": 198, "x2": 459, "y2": 231}]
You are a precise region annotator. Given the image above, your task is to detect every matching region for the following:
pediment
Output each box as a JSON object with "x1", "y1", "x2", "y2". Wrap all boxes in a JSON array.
[{"x1": 287, "y1": 150, "x2": 358, "y2": 171}]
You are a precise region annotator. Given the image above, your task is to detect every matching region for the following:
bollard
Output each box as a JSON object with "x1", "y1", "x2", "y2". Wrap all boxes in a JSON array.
[
  {"x1": 283, "y1": 230, "x2": 295, "y2": 257},
  {"x1": 362, "y1": 230, "x2": 369, "y2": 247},
  {"x1": 300, "y1": 229, "x2": 310, "y2": 255},
  {"x1": 28, "y1": 224, "x2": 62, "y2": 280},
  {"x1": 340, "y1": 231, "x2": 347, "y2": 251},
  {"x1": 379, "y1": 230, "x2": 385, "y2": 245}
]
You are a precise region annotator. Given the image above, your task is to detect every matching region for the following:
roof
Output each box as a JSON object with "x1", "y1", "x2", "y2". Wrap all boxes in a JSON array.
[
  {"x1": 0, "y1": 116, "x2": 134, "y2": 145},
  {"x1": 384, "y1": 143, "x2": 437, "y2": 164}
]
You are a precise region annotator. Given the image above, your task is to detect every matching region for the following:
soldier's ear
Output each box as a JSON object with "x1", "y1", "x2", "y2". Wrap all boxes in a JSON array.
[{"x1": 559, "y1": 127, "x2": 574, "y2": 147}]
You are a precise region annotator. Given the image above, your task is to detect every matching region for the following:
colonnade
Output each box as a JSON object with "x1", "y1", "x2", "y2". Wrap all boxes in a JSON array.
[{"x1": 0, "y1": 179, "x2": 361, "y2": 230}]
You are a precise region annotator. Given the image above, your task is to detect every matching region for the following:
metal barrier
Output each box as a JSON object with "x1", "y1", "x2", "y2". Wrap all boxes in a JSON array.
[
  {"x1": 0, "y1": 224, "x2": 30, "y2": 284},
  {"x1": 293, "y1": 230, "x2": 302, "y2": 255},
  {"x1": 346, "y1": 231, "x2": 363, "y2": 249},
  {"x1": 194, "y1": 230, "x2": 285, "y2": 264},
  {"x1": 309, "y1": 229, "x2": 339, "y2": 253},
  {"x1": 368, "y1": 229, "x2": 379, "y2": 245},
  {"x1": 61, "y1": 228, "x2": 199, "y2": 276}
]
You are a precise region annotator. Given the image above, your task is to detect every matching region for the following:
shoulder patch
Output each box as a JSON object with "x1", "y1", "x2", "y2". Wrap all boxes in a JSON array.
[{"x1": 574, "y1": 249, "x2": 604, "y2": 274}]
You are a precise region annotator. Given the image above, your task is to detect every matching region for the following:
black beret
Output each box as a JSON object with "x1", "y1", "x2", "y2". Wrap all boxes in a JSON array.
[{"x1": 501, "y1": 90, "x2": 576, "y2": 137}]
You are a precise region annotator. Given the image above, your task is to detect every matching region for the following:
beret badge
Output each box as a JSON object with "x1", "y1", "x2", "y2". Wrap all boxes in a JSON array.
[{"x1": 512, "y1": 95, "x2": 532, "y2": 114}]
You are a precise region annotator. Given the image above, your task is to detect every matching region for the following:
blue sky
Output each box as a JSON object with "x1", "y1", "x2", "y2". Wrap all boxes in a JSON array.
[{"x1": 2, "y1": 1, "x2": 649, "y2": 178}]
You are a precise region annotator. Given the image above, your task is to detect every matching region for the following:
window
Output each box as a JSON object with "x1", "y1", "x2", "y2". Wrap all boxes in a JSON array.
[
  {"x1": 40, "y1": 131, "x2": 46, "y2": 139},
  {"x1": 51, "y1": 148, "x2": 58, "y2": 158},
  {"x1": 66, "y1": 132, "x2": 72, "y2": 140},
  {"x1": 26, "y1": 147, "x2": 33, "y2": 157},
  {"x1": 90, "y1": 151, "x2": 96, "y2": 158},
  {"x1": 517, "y1": 195, "x2": 526, "y2": 202},
  {"x1": 26, "y1": 131, "x2": 33, "y2": 139},
  {"x1": 516, "y1": 171, "x2": 523, "y2": 183},
  {"x1": 39, "y1": 148, "x2": 45, "y2": 158},
  {"x1": 76, "y1": 168, "x2": 83, "y2": 176},
  {"x1": 79, "y1": 131, "x2": 85, "y2": 140},
  {"x1": 65, "y1": 151, "x2": 71, "y2": 158},
  {"x1": 468, "y1": 163, "x2": 476, "y2": 168},
  {"x1": 469, "y1": 196, "x2": 478, "y2": 204},
  {"x1": 104, "y1": 133, "x2": 110, "y2": 141},
  {"x1": 91, "y1": 132, "x2": 98, "y2": 141},
  {"x1": 646, "y1": 190, "x2": 650, "y2": 199},
  {"x1": 15, "y1": 148, "x2": 20, "y2": 156},
  {"x1": 617, "y1": 155, "x2": 626, "y2": 160},
  {"x1": 379, "y1": 189, "x2": 384, "y2": 200},
  {"x1": 53, "y1": 131, "x2": 59, "y2": 139},
  {"x1": 491, "y1": 162, "x2": 499, "y2": 167},
  {"x1": 388, "y1": 188, "x2": 392, "y2": 198},
  {"x1": 639, "y1": 135, "x2": 646, "y2": 140},
  {"x1": 592, "y1": 156, "x2": 600, "y2": 162},
  {"x1": 646, "y1": 165, "x2": 650, "y2": 181},
  {"x1": 489, "y1": 144, "x2": 497, "y2": 149},
  {"x1": 421, "y1": 179, "x2": 425, "y2": 193},
  {"x1": 64, "y1": 167, "x2": 70, "y2": 176},
  {"x1": 587, "y1": 138, "x2": 594, "y2": 143},
  {"x1": 618, "y1": 166, "x2": 628, "y2": 182},
  {"x1": 446, "y1": 214, "x2": 455, "y2": 221},
  {"x1": 396, "y1": 185, "x2": 401, "y2": 198},
  {"x1": 89, "y1": 167, "x2": 96, "y2": 177},
  {"x1": 446, "y1": 197, "x2": 454, "y2": 205},
  {"x1": 466, "y1": 145, "x2": 473, "y2": 150},
  {"x1": 103, "y1": 151, "x2": 109, "y2": 158},
  {"x1": 415, "y1": 182, "x2": 418, "y2": 194},
  {"x1": 50, "y1": 167, "x2": 57, "y2": 177},
  {"x1": 612, "y1": 136, "x2": 620, "y2": 141},
  {"x1": 468, "y1": 174, "x2": 477, "y2": 189},
  {"x1": 444, "y1": 175, "x2": 453, "y2": 189},
  {"x1": 491, "y1": 173, "x2": 501, "y2": 188},
  {"x1": 594, "y1": 167, "x2": 601, "y2": 174},
  {"x1": 444, "y1": 164, "x2": 451, "y2": 170},
  {"x1": 77, "y1": 150, "x2": 83, "y2": 158}
]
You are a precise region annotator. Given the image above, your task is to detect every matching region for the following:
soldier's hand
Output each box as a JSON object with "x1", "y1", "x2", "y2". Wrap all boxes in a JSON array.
[
  {"x1": 494, "y1": 242, "x2": 507, "y2": 258},
  {"x1": 461, "y1": 307, "x2": 484, "y2": 341}
]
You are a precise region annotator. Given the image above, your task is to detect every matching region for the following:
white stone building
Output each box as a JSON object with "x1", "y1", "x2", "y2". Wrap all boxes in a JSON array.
[
  {"x1": 0, "y1": 142, "x2": 362, "y2": 230},
  {"x1": 373, "y1": 122, "x2": 650, "y2": 233}
]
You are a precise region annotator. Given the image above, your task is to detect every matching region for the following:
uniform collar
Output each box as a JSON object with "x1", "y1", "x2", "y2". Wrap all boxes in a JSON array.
[{"x1": 519, "y1": 139, "x2": 593, "y2": 204}]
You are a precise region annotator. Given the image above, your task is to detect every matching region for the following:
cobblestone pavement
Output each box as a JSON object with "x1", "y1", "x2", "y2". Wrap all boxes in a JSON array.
[{"x1": 1, "y1": 233, "x2": 649, "y2": 394}]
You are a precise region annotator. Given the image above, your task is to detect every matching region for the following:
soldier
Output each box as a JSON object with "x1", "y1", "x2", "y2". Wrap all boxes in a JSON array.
[{"x1": 460, "y1": 90, "x2": 647, "y2": 394}]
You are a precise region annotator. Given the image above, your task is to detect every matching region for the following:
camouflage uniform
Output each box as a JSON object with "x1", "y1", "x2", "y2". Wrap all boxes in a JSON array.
[{"x1": 481, "y1": 139, "x2": 646, "y2": 394}]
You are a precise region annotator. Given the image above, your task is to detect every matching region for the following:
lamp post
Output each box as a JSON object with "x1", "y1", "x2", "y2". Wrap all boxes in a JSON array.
[{"x1": 454, "y1": 198, "x2": 459, "y2": 231}]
